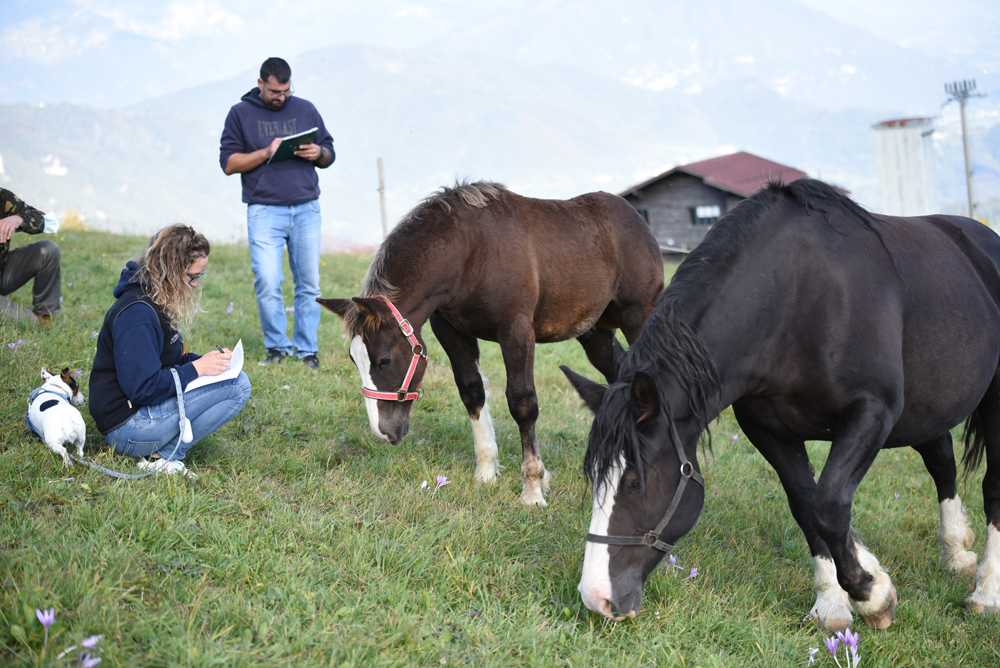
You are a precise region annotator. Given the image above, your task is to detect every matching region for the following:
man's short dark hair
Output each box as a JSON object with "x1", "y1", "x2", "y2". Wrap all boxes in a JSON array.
[{"x1": 260, "y1": 58, "x2": 292, "y2": 84}]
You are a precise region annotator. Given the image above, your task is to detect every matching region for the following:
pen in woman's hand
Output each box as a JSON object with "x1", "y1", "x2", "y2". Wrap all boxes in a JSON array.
[{"x1": 216, "y1": 345, "x2": 225, "y2": 353}]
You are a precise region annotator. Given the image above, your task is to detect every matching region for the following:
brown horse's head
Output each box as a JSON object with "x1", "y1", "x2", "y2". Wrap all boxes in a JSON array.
[{"x1": 318, "y1": 296, "x2": 428, "y2": 444}]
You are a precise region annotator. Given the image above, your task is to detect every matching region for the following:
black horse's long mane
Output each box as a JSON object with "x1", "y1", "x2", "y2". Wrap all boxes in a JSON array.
[
  {"x1": 584, "y1": 179, "x2": 883, "y2": 493},
  {"x1": 361, "y1": 180, "x2": 506, "y2": 300}
]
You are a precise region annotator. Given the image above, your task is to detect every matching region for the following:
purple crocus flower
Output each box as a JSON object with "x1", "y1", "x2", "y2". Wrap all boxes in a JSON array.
[
  {"x1": 432, "y1": 474, "x2": 451, "y2": 497},
  {"x1": 36, "y1": 607, "x2": 55, "y2": 646},
  {"x1": 807, "y1": 647, "x2": 819, "y2": 665},
  {"x1": 81, "y1": 634, "x2": 103, "y2": 650},
  {"x1": 36, "y1": 607, "x2": 55, "y2": 627},
  {"x1": 825, "y1": 635, "x2": 840, "y2": 656},
  {"x1": 226, "y1": 301, "x2": 234, "y2": 314},
  {"x1": 668, "y1": 554, "x2": 677, "y2": 568},
  {"x1": 90, "y1": 332, "x2": 98, "y2": 339},
  {"x1": 420, "y1": 480, "x2": 428, "y2": 491},
  {"x1": 79, "y1": 653, "x2": 102, "y2": 667},
  {"x1": 285, "y1": 306, "x2": 294, "y2": 313},
  {"x1": 72, "y1": 370, "x2": 82, "y2": 378},
  {"x1": 686, "y1": 567, "x2": 698, "y2": 579}
]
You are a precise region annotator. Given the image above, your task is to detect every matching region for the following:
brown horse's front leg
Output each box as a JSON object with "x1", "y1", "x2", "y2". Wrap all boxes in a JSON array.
[
  {"x1": 499, "y1": 320, "x2": 550, "y2": 506},
  {"x1": 430, "y1": 313, "x2": 499, "y2": 483}
]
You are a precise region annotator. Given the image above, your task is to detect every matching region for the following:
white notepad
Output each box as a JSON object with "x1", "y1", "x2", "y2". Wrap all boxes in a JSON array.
[{"x1": 185, "y1": 339, "x2": 244, "y2": 392}]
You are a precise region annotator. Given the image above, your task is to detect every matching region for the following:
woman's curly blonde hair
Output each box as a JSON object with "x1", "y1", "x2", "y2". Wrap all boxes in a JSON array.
[{"x1": 133, "y1": 225, "x2": 211, "y2": 331}]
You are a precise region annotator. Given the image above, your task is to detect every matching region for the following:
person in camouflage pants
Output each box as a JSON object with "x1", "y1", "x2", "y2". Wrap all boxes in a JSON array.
[{"x1": 0, "y1": 187, "x2": 61, "y2": 323}]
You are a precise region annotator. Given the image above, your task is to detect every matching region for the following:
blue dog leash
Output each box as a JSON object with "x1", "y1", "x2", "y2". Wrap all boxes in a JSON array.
[{"x1": 36, "y1": 368, "x2": 189, "y2": 480}]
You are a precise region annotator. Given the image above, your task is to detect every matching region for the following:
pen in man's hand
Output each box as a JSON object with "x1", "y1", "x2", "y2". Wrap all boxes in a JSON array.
[{"x1": 216, "y1": 345, "x2": 225, "y2": 353}]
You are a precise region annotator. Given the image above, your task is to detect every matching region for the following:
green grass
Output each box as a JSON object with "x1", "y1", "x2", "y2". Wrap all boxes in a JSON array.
[{"x1": 1, "y1": 230, "x2": 999, "y2": 666}]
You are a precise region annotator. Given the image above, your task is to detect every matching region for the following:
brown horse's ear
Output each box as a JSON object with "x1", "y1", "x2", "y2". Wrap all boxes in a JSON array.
[
  {"x1": 560, "y1": 366, "x2": 607, "y2": 413},
  {"x1": 631, "y1": 372, "x2": 659, "y2": 423},
  {"x1": 351, "y1": 297, "x2": 393, "y2": 329},
  {"x1": 316, "y1": 298, "x2": 356, "y2": 319}
]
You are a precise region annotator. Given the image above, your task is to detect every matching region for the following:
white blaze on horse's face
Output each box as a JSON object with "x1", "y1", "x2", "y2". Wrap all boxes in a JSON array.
[
  {"x1": 579, "y1": 454, "x2": 626, "y2": 620},
  {"x1": 350, "y1": 335, "x2": 389, "y2": 442}
]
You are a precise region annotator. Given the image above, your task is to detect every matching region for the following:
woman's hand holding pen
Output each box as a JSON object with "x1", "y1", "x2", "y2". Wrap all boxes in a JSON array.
[{"x1": 192, "y1": 345, "x2": 232, "y2": 377}]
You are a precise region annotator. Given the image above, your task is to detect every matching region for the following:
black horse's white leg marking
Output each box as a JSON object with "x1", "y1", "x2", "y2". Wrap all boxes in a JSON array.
[
  {"x1": 810, "y1": 556, "x2": 853, "y2": 631},
  {"x1": 968, "y1": 525, "x2": 1000, "y2": 613},
  {"x1": 965, "y1": 374, "x2": 1000, "y2": 613},
  {"x1": 813, "y1": 396, "x2": 899, "y2": 629}
]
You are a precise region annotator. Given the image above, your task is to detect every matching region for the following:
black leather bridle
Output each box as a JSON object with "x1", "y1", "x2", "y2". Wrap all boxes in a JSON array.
[{"x1": 586, "y1": 419, "x2": 704, "y2": 553}]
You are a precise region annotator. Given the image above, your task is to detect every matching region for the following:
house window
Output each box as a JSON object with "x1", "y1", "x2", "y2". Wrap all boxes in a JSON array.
[
  {"x1": 690, "y1": 204, "x2": 720, "y2": 227},
  {"x1": 636, "y1": 208, "x2": 649, "y2": 224}
]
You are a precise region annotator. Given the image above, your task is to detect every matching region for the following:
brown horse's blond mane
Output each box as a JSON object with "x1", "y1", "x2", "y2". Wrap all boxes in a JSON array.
[{"x1": 360, "y1": 180, "x2": 507, "y2": 300}]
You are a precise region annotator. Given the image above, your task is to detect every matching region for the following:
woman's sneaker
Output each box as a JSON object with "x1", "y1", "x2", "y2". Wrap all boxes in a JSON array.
[{"x1": 136, "y1": 457, "x2": 197, "y2": 478}]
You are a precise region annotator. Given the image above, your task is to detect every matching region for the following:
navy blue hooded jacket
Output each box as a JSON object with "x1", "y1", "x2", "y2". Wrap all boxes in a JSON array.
[
  {"x1": 89, "y1": 262, "x2": 201, "y2": 434},
  {"x1": 219, "y1": 88, "x2": 335, "y2": 205}
]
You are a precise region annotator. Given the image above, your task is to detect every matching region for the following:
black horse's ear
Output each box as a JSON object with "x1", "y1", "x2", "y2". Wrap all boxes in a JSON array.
[
  {"x1": 316, "y1": 298, "x2": 355, "y2": 318},
  {"x1": 631, "y1": 372, "x2": 659, "y2": 423},
  {"x1": 560, "y1": 366, "x2": 607, "y2": 413}
]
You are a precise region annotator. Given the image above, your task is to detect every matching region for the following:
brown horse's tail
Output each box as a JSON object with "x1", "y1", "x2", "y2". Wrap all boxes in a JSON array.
[{"x1": 961, "y1": 411, "x2": 986, "y2": 478}]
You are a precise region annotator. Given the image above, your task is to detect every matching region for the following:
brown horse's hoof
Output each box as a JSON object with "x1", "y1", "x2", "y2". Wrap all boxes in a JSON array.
[{"x1": 859, "y1": 585, "x2": 897, "y2": 630}]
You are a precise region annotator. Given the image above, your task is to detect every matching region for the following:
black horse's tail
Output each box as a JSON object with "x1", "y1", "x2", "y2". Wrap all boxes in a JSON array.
[{"x1": 961, "y1": 411, "x2": 986, "y2": 477}]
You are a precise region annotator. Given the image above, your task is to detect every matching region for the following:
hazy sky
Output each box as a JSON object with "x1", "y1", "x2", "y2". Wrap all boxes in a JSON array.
[{"x1": 2, "y1": 0, "x2": 997, "y2": 107}]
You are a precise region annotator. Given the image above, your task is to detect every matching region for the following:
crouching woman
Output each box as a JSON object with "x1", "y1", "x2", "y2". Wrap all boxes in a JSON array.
[{"x1": 89, "y1": 225, "x2": 251, "y2": 476}]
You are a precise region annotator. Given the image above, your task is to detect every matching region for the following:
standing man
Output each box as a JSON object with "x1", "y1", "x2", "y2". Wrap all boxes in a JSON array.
[
  {"x1": 1, "y1": 187, "x2": 62, "y2": 325},
  {"x1": 219, "y1": 57, "x2": 335, "y2": 369}
]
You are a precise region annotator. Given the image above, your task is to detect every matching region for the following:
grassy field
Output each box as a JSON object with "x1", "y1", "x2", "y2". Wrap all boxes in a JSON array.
[{"x1": 1, "y1": 230, "x2": 998, "y2": 667}]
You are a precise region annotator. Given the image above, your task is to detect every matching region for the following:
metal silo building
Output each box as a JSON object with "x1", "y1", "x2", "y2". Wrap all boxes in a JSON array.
[{"x1": 873, "y1": 117, "x2": 938, "y2": 216}]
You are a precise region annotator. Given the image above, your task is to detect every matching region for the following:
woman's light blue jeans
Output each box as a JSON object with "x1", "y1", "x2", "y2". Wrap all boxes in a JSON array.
[
  {"x1": 247, "y1": 200, "x2": 323, "y2": 357},
  {"x1": 104, "y1": 372, "x2": 251, "y2": 461}
]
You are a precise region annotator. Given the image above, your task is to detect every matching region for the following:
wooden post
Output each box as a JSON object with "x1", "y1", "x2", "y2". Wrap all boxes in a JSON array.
[{"x1": 377, "y1": 157, "x2": 388, "y2": 238}]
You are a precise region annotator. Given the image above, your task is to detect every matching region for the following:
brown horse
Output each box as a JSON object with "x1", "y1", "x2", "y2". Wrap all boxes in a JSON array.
[{"x1": 319, "y1": 181, "x2": 663, "y2": 505}]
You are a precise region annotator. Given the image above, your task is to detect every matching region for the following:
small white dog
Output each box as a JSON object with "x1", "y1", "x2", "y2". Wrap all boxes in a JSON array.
[{"x1": 27, "y1": 367, "x2": 86, "y2": 467}]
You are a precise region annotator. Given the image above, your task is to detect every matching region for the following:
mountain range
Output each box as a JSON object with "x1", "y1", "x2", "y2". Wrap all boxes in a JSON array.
[{"x1": 1, "y1": 0, "x2": 998, "y2": 244}]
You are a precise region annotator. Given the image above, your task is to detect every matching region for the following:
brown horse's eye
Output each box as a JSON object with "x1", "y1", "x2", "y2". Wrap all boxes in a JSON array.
[{"x1": 378, "y1": 357, "x2": 391, "y2": 369}]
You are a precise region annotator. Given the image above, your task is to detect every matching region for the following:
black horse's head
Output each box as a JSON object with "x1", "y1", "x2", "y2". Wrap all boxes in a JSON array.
[
  {"x1": 563, "y1": 367, "x2": 707, "y2": 619},
  {"x1": 318, "y1": 296, "x2": 428, "y2": 444}
]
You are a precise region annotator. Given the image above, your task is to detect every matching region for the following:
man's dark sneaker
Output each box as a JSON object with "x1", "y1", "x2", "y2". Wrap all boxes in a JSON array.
[
  {"x1": 258, "y1": 348, "x2": 289, "y2": 366},
  {"x1": 300, "y1": 354, "x2": 320, "y2": 370}
]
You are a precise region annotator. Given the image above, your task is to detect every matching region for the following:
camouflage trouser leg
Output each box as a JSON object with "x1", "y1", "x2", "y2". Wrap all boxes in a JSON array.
[{"x1": 0, "y1": 240, "x2": 61, "y2": 318}]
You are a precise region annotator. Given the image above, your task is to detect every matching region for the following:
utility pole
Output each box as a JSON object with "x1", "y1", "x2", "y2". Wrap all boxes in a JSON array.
[
  {"x1": 377, "y1": 157, "x2": 388, "y2": 238},
  {"x1": 944, "y1": 80, "x2": 985, "y2": 219}
]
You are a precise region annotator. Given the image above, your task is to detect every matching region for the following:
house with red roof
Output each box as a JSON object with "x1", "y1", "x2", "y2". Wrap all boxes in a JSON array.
[{"x1": 619, "y1": 151, "x2": 809, "y2": 252}]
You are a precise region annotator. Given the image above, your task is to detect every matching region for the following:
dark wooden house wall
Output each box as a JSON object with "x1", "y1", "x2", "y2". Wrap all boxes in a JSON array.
[{"x1": 623, "y1": 173, "x2": 743, "y2": 250}]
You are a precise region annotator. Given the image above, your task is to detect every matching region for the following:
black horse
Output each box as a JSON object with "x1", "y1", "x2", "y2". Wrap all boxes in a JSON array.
[{"x1": 563, "y1": 179, "x2": 1000, "y2": 630}]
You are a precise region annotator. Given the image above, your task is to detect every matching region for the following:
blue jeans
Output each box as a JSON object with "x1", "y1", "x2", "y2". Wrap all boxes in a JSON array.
[
  {"x1": 247, "y1": 200, "x2": 322, "y2": 357},
  {"x1": 104, "y1": 372, "x2": 251, "y2": 461}
]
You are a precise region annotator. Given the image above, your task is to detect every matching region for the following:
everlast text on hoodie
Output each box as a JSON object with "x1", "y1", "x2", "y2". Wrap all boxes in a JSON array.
[{"x1": 219, "y1": 88, "x2": 335, "y2": 206}]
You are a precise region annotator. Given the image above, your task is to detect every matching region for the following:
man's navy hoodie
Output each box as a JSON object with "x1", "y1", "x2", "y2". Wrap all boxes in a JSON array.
[
  {"x1": 89, "y1": 262, "x2": 201, "y2": 434},
  {"x1": 219, "y1": 88, "x2": 335, "y2": 205}
]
